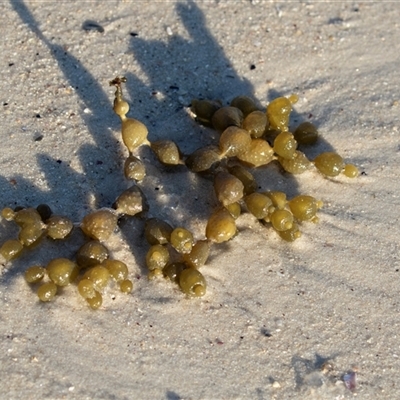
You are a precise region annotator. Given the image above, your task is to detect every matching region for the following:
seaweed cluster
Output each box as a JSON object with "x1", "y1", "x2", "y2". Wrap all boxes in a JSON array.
[{"x1": 0, "y1": 77, "x2": 358, "y2": 308}]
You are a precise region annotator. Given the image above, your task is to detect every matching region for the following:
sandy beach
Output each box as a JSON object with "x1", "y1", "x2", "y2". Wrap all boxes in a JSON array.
[{"x1": 1, "y1": 1, "x2": 400, "y2": 399}]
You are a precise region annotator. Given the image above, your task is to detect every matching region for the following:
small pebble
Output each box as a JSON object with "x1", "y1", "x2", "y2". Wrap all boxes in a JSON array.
[{"x1": 82, "y1": 20, "x2": 104, "y2": 33}]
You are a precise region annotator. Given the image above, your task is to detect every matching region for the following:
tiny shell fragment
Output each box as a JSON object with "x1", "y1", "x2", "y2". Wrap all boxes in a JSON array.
[{"x1": 343, "y1": 371, "x2": 356, "y2": 391}]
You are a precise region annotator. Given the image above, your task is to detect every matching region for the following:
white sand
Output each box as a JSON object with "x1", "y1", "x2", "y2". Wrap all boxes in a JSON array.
[{"x1": 1, "y1": 1, "x2": 400, "y2": 399}]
